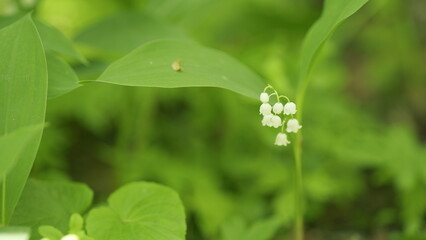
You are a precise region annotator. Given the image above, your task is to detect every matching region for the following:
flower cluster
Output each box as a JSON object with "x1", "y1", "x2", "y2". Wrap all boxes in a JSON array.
[{"x1": 259, "y1": 85, "x2": 302, "y2": 146}]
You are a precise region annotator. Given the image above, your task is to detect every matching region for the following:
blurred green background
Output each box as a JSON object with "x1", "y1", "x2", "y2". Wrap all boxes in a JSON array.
[{"x1": 2, "y1": 0, "x2": 426, "y2": 239}]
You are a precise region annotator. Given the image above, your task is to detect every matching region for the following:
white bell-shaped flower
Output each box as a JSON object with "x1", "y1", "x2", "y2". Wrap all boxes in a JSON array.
[
  {"x1": 284, "y1": 102, "x2": 297, "y2": 115},
  {"x1": 261, "y1": 114, "x2": 273, "y2": 126},
  {"x1": 61, "y1": 234, "x2": 79, "y2": 240},
  {"x1": 271, "y1": 115, "x2": 282, "y2": 128},
  {"x1": 286, "y1": 119, "x2": 302, "y2": 133},
  {"x1": 259, "y1": 103, "x2": 272, "y2": 115},
  {"x1": 272, "y1": 102, "x2": 284, "y2": 114},
  {"x1": 275, "y1": 133, "x2": 290, "y2": 146},
  {"x1": 260, "y1": 92, "x2": 269, "y2": 103}
]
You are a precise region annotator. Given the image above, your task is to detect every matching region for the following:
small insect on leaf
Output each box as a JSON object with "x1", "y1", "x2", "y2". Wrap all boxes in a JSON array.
[{"x1": 171, "y1": 59, "x2": 183, "y2": 71}]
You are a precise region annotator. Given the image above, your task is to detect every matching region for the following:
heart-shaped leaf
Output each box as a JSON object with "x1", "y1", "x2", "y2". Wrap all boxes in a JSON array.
[{"x1": 86, "y1": 182, "x2": 186, "y2": 240}]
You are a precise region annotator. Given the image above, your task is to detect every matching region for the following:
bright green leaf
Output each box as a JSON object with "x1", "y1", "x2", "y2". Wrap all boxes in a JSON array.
[
  {"x1": 38, "y1": 226, "x2": 63, "y2": 240},
  {"x1": 93, "y1": 39, "x2": 265, "y2": 99},
  {"x1": 68, "y1": 214, "x2": 84, "y2": 233},
  {"x1": 76, "y1": 12, "x2": 188, "y2": 57},
  {"x1": 10, "y1": 179, "x2": 93, "y2": 240},
  {"x1": 299, "y1": 0, "x2": 368, "y2": 84},
  {"x1": 86, "y1": 182, "x2": 186, "y2": 240},
  {"x1": 0, "y1": 125, "x2": 44, "y2": 181},
  {"x1": 0, "y1": 14, "x2": 47, "y2": 225},
  {"x1": 46, "y1": 53, "x2": 80, "y2": 99}
]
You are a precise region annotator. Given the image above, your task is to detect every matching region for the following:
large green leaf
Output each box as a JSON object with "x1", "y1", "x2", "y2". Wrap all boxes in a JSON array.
[
  {"x1": 298, "y1": 0, "x2": 368, "y2": 89},
  {"x1": 10, "y1": 180, "x2": 94, "y2": 240},
  {"x1": 0, "y1": 14, "x2": 47, "y2": 225},
  {"x1": 46, "y1": 53, "x2": 80, "y2": 99},
  {"x1": 0, "y1": 125, "x2": 44, "y2": 181},
  {"x1": 86, "y1": 182, "x2": 186, "y2": 240},
  {"x1": 93, "y1": 39, "x2": 265, "y2": 99},
  {"x1": 76, "y1": 12, "x2": 188, "y2": 57}
]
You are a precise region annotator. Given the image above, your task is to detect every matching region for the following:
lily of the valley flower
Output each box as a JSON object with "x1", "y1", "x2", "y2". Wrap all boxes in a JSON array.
[
  {"x1": 286, "y1": 119, "x2": 302, "y2": 133},
  {"x1": 259, "y1": 103, "x2": 272, "y2": 115},
  {"x1": 273, "y1": 102, "x2": 284, "y2": 114},
  {"x1": 259, "y1": 86, "x2": 302, "y2": 147},
  {"x1": 271, "y1": 115, "x2": 282, "y2": 128},
  {"x1": 262, "y1": 114, "x2": 273, "y2": 127},
  {"x1": 275, "y1": 133, "x2": 290, "y2": 146},
  {"x1": 260, "y1": 92, "x2": 269, "y2": 103},
  {"x1": 284, "y1": 102, "x2": 297, "y2": 115}
]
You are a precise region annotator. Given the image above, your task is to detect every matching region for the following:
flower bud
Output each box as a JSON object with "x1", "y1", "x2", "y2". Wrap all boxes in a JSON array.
[{"x1": 260, "y1": 92, "x2": 269, "y2": 103}]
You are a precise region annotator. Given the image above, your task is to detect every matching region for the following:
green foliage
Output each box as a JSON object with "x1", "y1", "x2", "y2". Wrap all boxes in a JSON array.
[
  {"x1": 221, "y1": 216, "x2": 282, "y2": 240},
  {"x1": 46, "y1": 53, "x2": 80, "y2": 99},
  {"x1": 299, "y1": 0, "x2": 369, "y2": 83},
  {"x1": 86, "y1": 182, "x2": 186, "y2": 240},
  {"x1": 0, "y1": 14, "x2": 47, "y2": 225},
  {"x1": 95, "y1": 39, "x2": 265, "y2": 99},
  {"x1": 76, "y1": 12, "x2": 189, "y2": 57},
  {"x1": 0, "y1": 125, "x2": 44, "y2": 181},
  {"x1": 0, "y1": 0, "x2": 425, "y2": 239},
  {"x1": 10, "y1": 180, "x2": 93, "y2": 239}
]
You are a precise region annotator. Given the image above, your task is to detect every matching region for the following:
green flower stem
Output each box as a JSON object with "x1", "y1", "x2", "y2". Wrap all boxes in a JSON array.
[{"x1": 292, "y1": 63, "x2": 312, "y2": 240}]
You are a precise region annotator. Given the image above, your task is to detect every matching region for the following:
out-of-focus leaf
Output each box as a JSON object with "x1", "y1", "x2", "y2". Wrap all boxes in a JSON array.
[
  {"x1": 0, "y1": 15, "x2": 86, "y2": 63},
  {"x1": 76, "y1": 12, "x2": 188, "y2": 57},
  {"x1": 0, "y1": 14, "x2": 47, "y2": 225},
  {"x1": 46, "y1": 53, "x2": 80, "y2": 99},
  {"x1": 86, "y1": 182, "x2": 186, "y2": 240},
  {"x1": 34, "y1": 20, "x2": 87, "y2": 63},
  {"x1": 298, "y1": 0, "x2": 368, "y2": 85},
  {"x1": 10, "y1": 179, "x2": 93, "y2": 240},
  {"x1": 0, "y1": 125, "x2": 44, "y2": 181},
  {"x1": 221, "y1": 216, "x2": 281, "y2": 240},
  {"x1": 94, "y1": 39, "x2": 265, "y2": 99}
]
